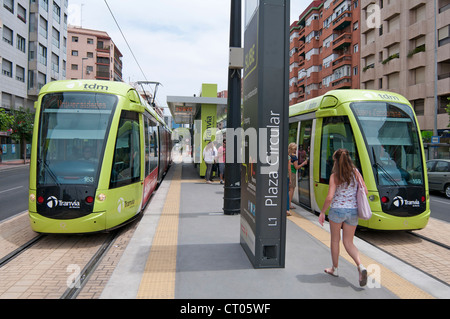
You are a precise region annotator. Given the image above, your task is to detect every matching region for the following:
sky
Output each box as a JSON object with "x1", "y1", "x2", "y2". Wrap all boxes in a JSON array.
[{"x1": 67, "y1": 0, "x2": 308, "y2": 109}]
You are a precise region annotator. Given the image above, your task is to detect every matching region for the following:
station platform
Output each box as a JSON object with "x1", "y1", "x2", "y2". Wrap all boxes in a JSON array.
[{"x1": 100, "y1": 160, "x2": 450, "y2": 300}]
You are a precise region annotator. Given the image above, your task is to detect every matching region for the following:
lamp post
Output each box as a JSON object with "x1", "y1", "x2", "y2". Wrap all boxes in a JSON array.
[{"x1": 223, "y1": 0, "x2": 241, "y2": 215}]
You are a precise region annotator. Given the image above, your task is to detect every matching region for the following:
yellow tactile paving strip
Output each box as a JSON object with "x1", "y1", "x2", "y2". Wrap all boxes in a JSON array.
[
  {"x1": 137, "y1": 165, "x2": 182, "y2": 299},
  {"x1": 288, "y1": 211, "x2": 435, "y2": 299}
]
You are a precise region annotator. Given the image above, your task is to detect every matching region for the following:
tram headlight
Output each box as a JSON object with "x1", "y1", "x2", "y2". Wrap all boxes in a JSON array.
[
  {"x1": 29, "y1": 194, "x2": 36, "y2": 202},
  {"x1": 97, "y1": 193, "x2": 106, "y2": 201}
]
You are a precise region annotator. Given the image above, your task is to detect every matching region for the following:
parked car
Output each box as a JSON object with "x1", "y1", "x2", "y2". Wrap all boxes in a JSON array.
[{"x1": 426, "y1": 159, "x2": 450, "y2": 198}]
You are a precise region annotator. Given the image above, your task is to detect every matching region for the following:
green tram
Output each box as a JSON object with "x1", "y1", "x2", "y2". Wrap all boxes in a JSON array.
[
  {"x1": 289, "y1": 90, "x2": 429, "y2": 230},
  {"x1": 29, "y1": 80, "x2": 171, "y2": 234}
]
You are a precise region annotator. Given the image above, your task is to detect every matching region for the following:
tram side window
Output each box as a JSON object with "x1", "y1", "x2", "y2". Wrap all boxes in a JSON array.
[
  {"x1": 110, "y1": 111, "x2": 141, "y2": 188},
  {"x1": 144, "y1": 117, "x2": 150, "y2": 177},
  {"x1": 149, "y1": 119, "x2": 158, "y2": 172},
  {"x1": 320, "y1": 116, "x2": 360, "y2": 184}
]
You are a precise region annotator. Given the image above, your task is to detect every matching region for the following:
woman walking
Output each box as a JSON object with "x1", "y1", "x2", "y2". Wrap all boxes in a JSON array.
[{"x1": 318, "y1": 149, "x2": 368, "y2": 287}]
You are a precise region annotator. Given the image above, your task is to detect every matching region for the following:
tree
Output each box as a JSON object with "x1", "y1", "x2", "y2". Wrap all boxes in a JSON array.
[
  {"x1": 0, "y1": 109, "x2": 14, "y2": 131},
  {"x1": 10, "y1": 107, "x2": 35, "y2": 163}
]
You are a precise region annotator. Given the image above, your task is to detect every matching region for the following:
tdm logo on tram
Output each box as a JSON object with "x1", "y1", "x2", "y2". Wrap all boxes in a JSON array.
[{"x1": 46, "y1": 196, "x2": 80, "y2": 209}]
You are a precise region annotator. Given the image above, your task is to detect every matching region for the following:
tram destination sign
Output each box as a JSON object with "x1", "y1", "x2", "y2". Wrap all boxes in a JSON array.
[{"x1": 240, "y1": 0, "x2": 289, "y2": 268}]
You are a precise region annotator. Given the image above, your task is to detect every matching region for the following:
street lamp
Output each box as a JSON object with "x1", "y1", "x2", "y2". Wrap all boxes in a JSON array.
[{"x1": 81, "y1": 57, "x2": 88, "y2": 79}]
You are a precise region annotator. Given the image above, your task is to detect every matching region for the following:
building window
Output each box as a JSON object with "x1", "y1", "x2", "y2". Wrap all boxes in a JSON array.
[
  {"x1": 3, "y1": 0, "x2": 13, "y2": 13},
  {"x1": 71, "y1": 50, "x2": 78, "y2": 56},
  {"x1": 2, "y1": 25, "x2": 13, "y2": 45},
  {"x1": 71, "y1": 64, "x2": 78, "y2": 70},
  {"x1": 412, "y1": 99, "x2": 424, "y2": 116},
  {"x1": 72, "y1": 36, "x2": 79, "y2": 42},
  {"x1": 16, "y1": 34, "x2": 26, "y2": 52},
  {"x1": 438, "y1": 95, "x2": 450, "y2": 114},
  {"x1": 438, "y1": 25, "x2": 450, "y2": 47},
  {"x1": 38, "y1": 44, "x2": 47, "y2": 66},
  {"x1": 16, "y1": 65, "x2": 25, "y2": 82},
  {"x1": 1, "y1": 59, "x2": 13, "y2": 78},
  {"x1": 53, "y1": 1, "x2": 61, "y2": 24},
  {"x1": 87, "y1": 52, "x2": 94, "y2": 58},
  {"x1": 39, "y1": 16, "x2": 48, "y2": 39},
  {"x1": 87, "y1": 38, "x2": 94, "y2": 44},
  {"x1": 17, "y1": 4, "x2": 26, "y2": 23}
]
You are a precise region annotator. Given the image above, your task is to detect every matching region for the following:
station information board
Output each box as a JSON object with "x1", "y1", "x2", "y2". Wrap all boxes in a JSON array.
[{"x1": 240, "y1": 0, "x2": 290, "y2": 268}]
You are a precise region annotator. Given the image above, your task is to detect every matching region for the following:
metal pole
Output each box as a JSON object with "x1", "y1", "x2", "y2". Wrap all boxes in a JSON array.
[
  {"x1": 433, "y1": 0, "x2": 438, "y2": 159},
  {"x1": 224, "y1": 0, "x2": 241, "y2": 215}
]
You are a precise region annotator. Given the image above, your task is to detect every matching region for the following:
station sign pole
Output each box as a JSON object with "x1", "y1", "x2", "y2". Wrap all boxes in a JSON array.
[{"x1": 240, "y1": 0, "x2": 290, "y2": 268}]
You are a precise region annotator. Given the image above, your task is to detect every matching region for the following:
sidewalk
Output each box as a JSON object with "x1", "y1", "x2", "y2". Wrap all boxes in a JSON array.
[
  {"x1": 0, "y1": 159, "x2": 30, "y2": 170},
  {"x1": 101, "y1": 161, "x2": 450, "y2": 299}
]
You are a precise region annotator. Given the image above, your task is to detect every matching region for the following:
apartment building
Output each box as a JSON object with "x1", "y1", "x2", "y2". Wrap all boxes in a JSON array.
[
  {"x1": 360, "y1": 0, "x2": 450, "y2": 133},
  {"x1": 1, "y1": 0, "x2": 68, "y2": 111},
  {"x1": 289, "y1": 0, "x2": 361, "y2": 105},
  {"x1": 66, "y1": 26, "x2": 123, "y2": 81}
]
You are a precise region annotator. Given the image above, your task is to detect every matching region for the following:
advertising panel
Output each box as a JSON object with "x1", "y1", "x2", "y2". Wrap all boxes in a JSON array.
[{"x1": 240, "y1": 0, "x2": 289, "y2": 268}]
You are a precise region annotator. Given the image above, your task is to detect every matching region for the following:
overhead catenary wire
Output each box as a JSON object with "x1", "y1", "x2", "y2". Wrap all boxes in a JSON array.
[
  {"x1": 102, "y1": 0, "x2": 166, "y2": 109},
  {"x1": 103, "y1": 0, "x2": 148, "y2": 82}
]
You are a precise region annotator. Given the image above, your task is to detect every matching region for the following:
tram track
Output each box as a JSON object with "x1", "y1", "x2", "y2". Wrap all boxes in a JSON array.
[
  {"x1": 0, "y1": 234, "x2": 46, "y2": 268},
  {"x1": 0, "y1": 221, "x2": 134, "y2": 298},
  {"x1": 61, "y1": 229, "x2": 122, "y2": 299},
  {"x1": 356, "y1": 227, "x2": 450, "y2": 286}
]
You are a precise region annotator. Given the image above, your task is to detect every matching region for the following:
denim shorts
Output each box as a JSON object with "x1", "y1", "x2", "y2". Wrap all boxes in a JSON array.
[{"x1": 328, "y1": 207, "x2": 358, "y2": 226}]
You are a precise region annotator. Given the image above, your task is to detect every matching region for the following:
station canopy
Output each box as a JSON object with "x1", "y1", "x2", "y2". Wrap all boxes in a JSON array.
[{"x1": 167, "y1": 96, "x2": 227, "y2": 125}]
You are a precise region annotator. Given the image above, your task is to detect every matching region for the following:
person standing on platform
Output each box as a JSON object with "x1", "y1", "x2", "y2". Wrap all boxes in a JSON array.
[
  {"x1": 203, "y1": 141, "x2": 217, "y2": 184},
  {"x1": 217, "y1": 140, "x2": 226, "y2": 184},
  {"x1": 318, "y1": 148, "x2": 368, "y2": 287},
  {"x1": 288, "y1": 143, "x2": 307, "y2": 211}
]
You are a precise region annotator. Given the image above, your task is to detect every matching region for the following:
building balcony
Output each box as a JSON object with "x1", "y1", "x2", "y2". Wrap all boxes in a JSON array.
[
  {"x1": 304, "y1": 55, "x2": 320, "y2": 70},
  {"x1": 381, "y1": 1, "x2": 401, "y2": 21},
  {"x1": 332, "y1": 33, "x2": 352, "y2": 51},
  {"x1": 304, "y1": 37, "x2": 320, "y2": 53},
  {"x1": 438, "y1": 76, "x2": 450, "y2": 95},
  {"x1": 437, "y1": 42, "x2": 450, "y2": 62},
  {"x1": 408, "y1": 83, "x2": 426, "y2": 101},
  {"x1": 382, "y1": 31, "x2": 401, "y2": 49},
  {"x1": 408, "y1": 20, "x2": 427, "y2": 40},
  {"x1": 361, "y1": 41, "x2": 376, "y2": 59},
  {"x1": 382, "y1": 56, "x2": 401, "y2": 75},
  {"x1": 333, "y1": 11, "x2": 352, "y2": 31},
  {"x1": 332, "y1": 54, "x2": 352, "y2": 71},
  {"x1": 290, "y1": 54, "x2": 299, "y2": 65},
  {"x1": 331, "y1": 76, "x2": 352, "y2": 89},
  {"x1": 408, "y1": 0, "x2": 427, "y2": 10},
  {"x1": 407, "y1": 51, "x2": 427, "y2": 70},
  {"x1": 290, "y1": 38, "x2": 299, "y2": 50}
]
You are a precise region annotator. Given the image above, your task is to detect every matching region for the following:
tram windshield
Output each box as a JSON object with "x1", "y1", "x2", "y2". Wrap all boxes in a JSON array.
[
  {"x1": 351, "y1": 102, "x2": 424, "y2": 186},
  {"x1": 37, "y1": 92, "x2": 117, "y2": 186}
]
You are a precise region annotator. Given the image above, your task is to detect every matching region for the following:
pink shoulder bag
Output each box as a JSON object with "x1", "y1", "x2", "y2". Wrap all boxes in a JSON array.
[{"x1": 355, "y1": 171, "x2": 372, "y2": 220}]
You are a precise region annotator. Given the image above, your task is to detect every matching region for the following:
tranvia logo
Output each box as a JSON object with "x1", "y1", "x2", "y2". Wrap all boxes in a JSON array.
[
  {"x1": 117, "y1": 198, "x2": 125, "y2": 213},
  {"x1": 46, "y1": 196, "x2": 80, "y2": 209},
  {"x1": 47, "y1": 196, "x2": 58, "y2": 208},
  {"x1": 392, "y1": 196, "x2": 420, "y2": 208},
  {"x1": 117, "y1": 197, "x2": 136, "y2": 213}
]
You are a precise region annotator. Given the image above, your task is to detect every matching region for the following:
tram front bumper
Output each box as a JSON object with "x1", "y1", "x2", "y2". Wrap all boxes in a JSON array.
[{"x1": 29, "y1": 211, "x2": 107, "y2": 234}]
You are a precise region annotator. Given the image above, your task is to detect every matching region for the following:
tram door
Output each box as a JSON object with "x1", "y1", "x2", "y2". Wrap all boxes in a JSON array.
[{"x1": 298, "y1": 120, "x2": 312, "y2": 207}]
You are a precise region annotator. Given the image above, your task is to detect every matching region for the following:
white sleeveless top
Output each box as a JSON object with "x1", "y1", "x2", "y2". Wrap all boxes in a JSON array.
[{"x1": 330, "y1": 175, "x2": 358, "y2": 209}]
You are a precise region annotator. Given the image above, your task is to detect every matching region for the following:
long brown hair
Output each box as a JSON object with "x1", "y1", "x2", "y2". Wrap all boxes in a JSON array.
[{"x1": 332, "y1": 149, "x2": 355, "y2": 185}]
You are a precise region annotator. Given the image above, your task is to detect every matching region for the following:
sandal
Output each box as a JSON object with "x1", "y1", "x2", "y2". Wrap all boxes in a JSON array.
[
  {"x1": 358, "y1": 264, "x2": 367, "y2": 287},
  {"x1": 287, "y1": 211, "x2": 292, "y2": 216},
  {"x1": 324, "y1": 266, "x2": 339, "y2": 277}
]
